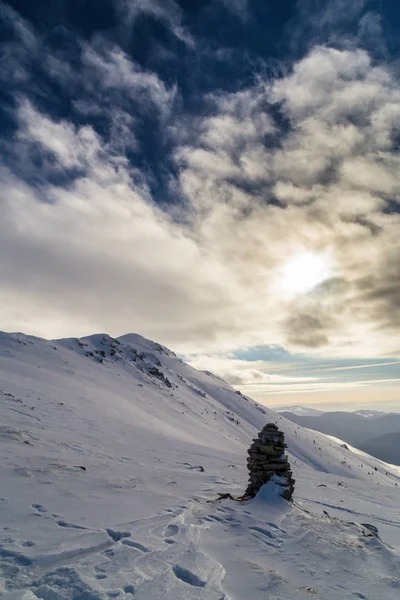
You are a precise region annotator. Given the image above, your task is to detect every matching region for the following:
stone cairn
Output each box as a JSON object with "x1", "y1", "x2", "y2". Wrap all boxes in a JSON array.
[{"x1": 245, "y1": 423, "x2": 295, "y2": 501}]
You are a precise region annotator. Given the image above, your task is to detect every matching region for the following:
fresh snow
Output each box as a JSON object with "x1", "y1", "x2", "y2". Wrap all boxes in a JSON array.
[{"x1": 0, "y1": 331, "x2": 399, "y2": 599}]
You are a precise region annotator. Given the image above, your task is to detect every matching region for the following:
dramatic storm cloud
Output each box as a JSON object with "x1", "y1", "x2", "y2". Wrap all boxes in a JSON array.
[{"x1": 0, "y1": 0, "x2": 399, "y2": 404}]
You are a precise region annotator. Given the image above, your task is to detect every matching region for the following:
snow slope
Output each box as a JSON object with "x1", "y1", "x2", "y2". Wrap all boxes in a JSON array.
[{"x1": 0, "y1": 331, "x2": 399, "y2": 599}]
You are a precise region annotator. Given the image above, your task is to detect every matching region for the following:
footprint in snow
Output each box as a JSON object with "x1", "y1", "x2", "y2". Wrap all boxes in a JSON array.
[
  {"x1": 31, "y1": 504, "x2": 47, "y2": 514},
  {"x1": 56, "y1": 520, "x2": 87, "y2": 530},
  {"x1": 121, "y1": 540, "x2": 149, "y2": 553},
  {"x1": 249, "y1": 526, "x2": 275, "y2": 539},
  {"x1": 95, "y1": 566, "x2": 107, "y2": 572},
  {"x1": 172, "y1": 565, "x2": 206, "y2": 588},
  {"x1": 164, "y1": 524, "x2": 179, "y2": 537},
  {"x1": 268, "y1": 523, "x2": 287, "y2": 535},
  {"x1": 0, "y1": 537, "x2": 35, "y2": 548},
  {"x1": 151, "y1": 522, "x2": 180, "y2": 541},
  {"x1": 124, "y1": 585, "x2": 135, "y2": 595},
  {"x1": 216, "y1": 506, "x2": 234, "y2": 513},
  {"x1": 0, "y1": 547, "x2": 32, "y2": 566},
  {"x1": 203, "y1": 515, "x2": 224, "y2": 523},
  {"x1": 106, "y1": 529, "x2": 131, "y2": 542}
]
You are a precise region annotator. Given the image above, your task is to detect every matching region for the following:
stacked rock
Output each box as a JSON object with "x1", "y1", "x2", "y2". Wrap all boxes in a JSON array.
[{"x1": 245, "y1": 423, "x2": 295, "y2": 501}]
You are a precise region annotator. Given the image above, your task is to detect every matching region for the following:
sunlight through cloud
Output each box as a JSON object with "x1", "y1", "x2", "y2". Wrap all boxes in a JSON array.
[{"x1": 281, "y1": 252, "x2": 332, "y2": 294}]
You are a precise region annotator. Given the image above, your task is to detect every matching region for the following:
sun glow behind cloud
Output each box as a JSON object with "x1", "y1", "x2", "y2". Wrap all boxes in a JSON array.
[{"x1": 280, "y1": 252, "x2": 332, "y2": 294}]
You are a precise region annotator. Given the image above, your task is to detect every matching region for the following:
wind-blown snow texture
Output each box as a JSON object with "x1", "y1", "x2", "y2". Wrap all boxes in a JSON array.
[{"x1": 0, "y1": 331, "x2": 399, "y2": 599}]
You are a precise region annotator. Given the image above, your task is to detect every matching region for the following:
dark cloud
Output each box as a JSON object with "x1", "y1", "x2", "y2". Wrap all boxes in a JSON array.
[
  {"x1": 285, "y1": 314, "x2": 330, "y2": 348},
  {"x1": 358, "y1": 251, "x2": 400, "y2": 328}
]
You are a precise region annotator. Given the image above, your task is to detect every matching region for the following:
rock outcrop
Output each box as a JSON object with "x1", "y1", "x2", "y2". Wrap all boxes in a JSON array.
[{"x1": 245, "y1": 423, "x2": 295, "y2": 500}]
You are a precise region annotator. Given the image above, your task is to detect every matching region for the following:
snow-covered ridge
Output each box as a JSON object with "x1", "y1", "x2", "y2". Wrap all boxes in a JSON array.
[{"x1": 1, "y1": 331, "x2": 400, "y2": 599}]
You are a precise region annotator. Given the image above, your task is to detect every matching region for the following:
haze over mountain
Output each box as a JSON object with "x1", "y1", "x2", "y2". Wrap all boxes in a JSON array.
[
  {"x1": 281, "y1": 410, "x2": 400, "y2": 466},
  {"x1": 361, "y1": 432, "x2": 400, "y2": 466},
  {"x1": 276, "y1": 406, "x2": 393, "y2": 418},
  {"x1": 353, "y1": 410, "x2": 389, "y2": 418},
  {"x1": 1, "y1": 330, "x2": 400, "y2": 599}
]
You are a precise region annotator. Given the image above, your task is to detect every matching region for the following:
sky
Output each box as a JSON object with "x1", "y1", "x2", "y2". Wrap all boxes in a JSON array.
[{"x1": 0, "y1": 0, "x2": 399, "y2": 410}]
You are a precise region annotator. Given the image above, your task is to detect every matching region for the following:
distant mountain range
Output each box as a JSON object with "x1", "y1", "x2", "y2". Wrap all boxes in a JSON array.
[
  {"x1": 353, "y1": 409, "x2": 389, "y2": 418},
  {"x1": 361, "y1": 432, "x2": 400, "y2": 465},
  {"x1": 275, "y1": 405, "x2": 389, "y2": 418},
  {"x1": 275, "y1": 405, "x2": 324, "y2": 417},
  {"x1": 279, "y1": 408, "x2": 400, "y2": 466}
]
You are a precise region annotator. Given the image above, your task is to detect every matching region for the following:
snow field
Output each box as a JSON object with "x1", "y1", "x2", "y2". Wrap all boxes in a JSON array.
[{"x1": 0, "y1": 331, "x2": 399, "y2": 598}]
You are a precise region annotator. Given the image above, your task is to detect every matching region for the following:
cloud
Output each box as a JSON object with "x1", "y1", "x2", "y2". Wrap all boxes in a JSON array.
[
  {"x1": 186, "y1": 354, "x2": 315, "y2": 386},
  {"x1": 285, "y1": 314, "x2": 330, "y2": 349},
  {"x1": 284, "y1": 0, "x2": 373, "y2": 56},
  {"x1": 0, "y1": 101, "x2": 248, "y2": 350},
  {"x1": 185, "y1": 352, "x2": 400, "y2": 407},
  {"x1": 174, "y1": 45, "x2": 400, "y2": 356},
  {"x1": 80, "y1": 44, "x2": 177, "y2": 117},
  {"x1": 240, "y1": 377, "x2": 400, "y2": 396},
  {"x1": 115, "y1": 0, "x2": 193, "y2": 46},
  {"x1": 0, "y1": 4, "x2": 399, "y2": 364},
  {"x1": 216, "y1": 0, "x2": 249, "y2": 21},
  {"x1": 17, "y1": 102, "x2": 106, "y2": 171}
]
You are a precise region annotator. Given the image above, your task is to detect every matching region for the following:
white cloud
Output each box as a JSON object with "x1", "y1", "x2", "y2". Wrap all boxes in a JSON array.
[
  {"x1": 186, "y1": 354, "x2": 315, "y2": 386},
  {"x1": 174, "y1": 45, "x2": 400, "y2": 356},
  {"x1": 0, "y1": 104, "x2": 243, "y2": 350},
  {"x1": 81, "y1": 45, "x2": 177, "y2": 118},
  {"x1": 1, "y1": 43, "x2": 400, "y2": 362},
  {"x1": 18, "y1": 102, "x2": 105, "y2": 171}
]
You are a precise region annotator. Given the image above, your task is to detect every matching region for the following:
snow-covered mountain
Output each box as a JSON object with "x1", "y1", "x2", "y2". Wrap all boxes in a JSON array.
[
  {"x1": 353, "y1": 409, "x2": 389, "y2": 418},
  {"x1": 1, "y1": 331, "x2": 400, "y2": 600},
  {"x1": 275, "y1": 405, "x2": 324, "y2": 416}
]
